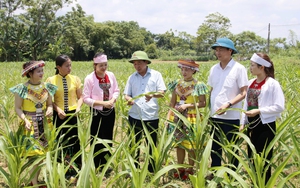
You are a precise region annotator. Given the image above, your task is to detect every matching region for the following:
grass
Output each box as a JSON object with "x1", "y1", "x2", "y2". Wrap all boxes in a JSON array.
[{"x1": 0, "y1": 58, "x2": 299, "y2": 187}]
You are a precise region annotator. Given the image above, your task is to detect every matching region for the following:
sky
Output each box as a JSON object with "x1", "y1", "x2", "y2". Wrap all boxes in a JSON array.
[{"x1": 60, "y1": 0, "x2": 300, "y2": 40}]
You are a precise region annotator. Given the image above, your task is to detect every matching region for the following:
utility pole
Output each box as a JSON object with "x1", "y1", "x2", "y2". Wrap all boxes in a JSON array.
[{"x1": 267, "y1": 23, "x2": 270, "y2": 54}]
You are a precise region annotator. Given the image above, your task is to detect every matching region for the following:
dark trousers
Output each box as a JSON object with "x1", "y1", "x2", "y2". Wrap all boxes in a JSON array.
[
  {"x1": 128, "y1": 116, "x2": 158, "y2": 172},
  {"x1": 210, "y1": 118, "x2": 239, "y2": 168},
  {"x1": 53, "y1": 110, "x2": 81, "y2": 174},
  {"x1": 247, "y1": 115, "x2": 275, "y2": 183},
  {"x1": 91, "y1": 108, "x2": 115, "y2": 169}
]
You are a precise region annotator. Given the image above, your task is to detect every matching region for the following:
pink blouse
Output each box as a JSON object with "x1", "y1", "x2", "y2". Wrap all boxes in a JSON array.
[{"x1": 83, "y1": 71, "x2": 120, "y2": 110}]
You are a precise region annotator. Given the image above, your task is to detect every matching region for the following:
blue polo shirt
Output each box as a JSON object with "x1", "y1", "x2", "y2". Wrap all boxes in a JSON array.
[{"x1": 124, "y1": 67, "x2": 166, "y2": 120}]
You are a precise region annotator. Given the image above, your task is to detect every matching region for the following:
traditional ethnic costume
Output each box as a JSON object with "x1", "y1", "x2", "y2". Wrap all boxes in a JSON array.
[
  {"x1": 46, "y1": 73, "x2": 82, "y2": 176},
  {"x1": 10, "y1": 82, "x2": 57, "y2": 156},
  {"x1": 242, "y1": 53, "x2": 285, "y2": 183},
  {"x1": 168, "y1": 59, "x2": 209, "y2": 150},
  {"x1": 83, "y1": 54, "x2": 120, "y2": 169}
]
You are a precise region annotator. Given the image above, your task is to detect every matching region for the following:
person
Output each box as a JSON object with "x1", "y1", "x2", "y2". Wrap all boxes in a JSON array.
[
  {"x1": 208, "y1": 38, "x2": 248, "y2": 169},
  {"x1": 46, "y1": 54, "x2": 83, "y2": 179},
  {"x1": 124, "y1": 50, "x2": 166, "y2": 173},
  {"x1": 83, "y1": 52, "x2": 120, "y2": 171},
  {"x1": 240, "y1": 53, "x2": 284, "y2": 183},
  {"x1": 166, "y1": 59, "x2": 209, "y2": 180},
  {"x1": 10, "y1": 60, "x2": 57, "y2": 187}
]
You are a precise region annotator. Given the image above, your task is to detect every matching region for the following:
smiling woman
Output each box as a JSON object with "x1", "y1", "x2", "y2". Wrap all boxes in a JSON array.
[
  {"x1": 83, "y1": 52, "x2": 120, "y2": 171},
  {"x1": 9, "y1": 60, "x2": 57, "y2": 187},
  {"x1": 45, "y1": 54, "x2": 83, "y2": 180}
]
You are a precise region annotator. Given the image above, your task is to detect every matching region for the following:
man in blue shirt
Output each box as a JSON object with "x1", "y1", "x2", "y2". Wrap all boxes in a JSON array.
[{"x1": 124, "y1": 51, "x2": 166, "y2": 172}]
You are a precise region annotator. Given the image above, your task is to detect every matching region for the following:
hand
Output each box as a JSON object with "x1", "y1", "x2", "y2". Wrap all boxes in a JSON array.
[
  {"x1": 45, "y1": 108, "x2": 53, "y2": 117},
  {"x1": 216, "y1": 103, "x2": 230, "y2": 115},
  {"x1": 103, "y1": 99, "x2": 114, "y2": 109},
  {"x1": 176, "y1": 104, "x2": 188, "y2": 113},
  {"x1": 75, "y1": 107, "x2": 81, "y2": 114},
  {"x1": 245, "y1": 109, "x2": 260, "y2": 117},
  {"x1": 127, "y1": 98, "x2": 134, "y2": 106},
  {"x1": 24, "y1": 118, "x2": 32, "y2": 131},
  {"x1": 57, "y1": 108, "x2": 66, "y2": 120},
  {"x1": 145, "y1": 94, "x2": 153, "y2": 102},
  {"x1": 239, "y1": 124, "x2": 245, "y2": 132}
]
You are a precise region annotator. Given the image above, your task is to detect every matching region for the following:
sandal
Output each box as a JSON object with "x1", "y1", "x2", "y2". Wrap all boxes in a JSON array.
[
  {"x1": 181, "y1": 169, "x2": 194, "y2": 180},
  {"x1": 173, "y1": 168, "x2": 185, "y2": 179}
]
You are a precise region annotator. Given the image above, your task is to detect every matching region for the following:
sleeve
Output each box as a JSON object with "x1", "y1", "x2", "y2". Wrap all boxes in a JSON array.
[
  {"x1": 237, "y1": 65, "x2": 248, "y2": 88},
  {"x1": 45, "y1": 83, "x2": 58, "y2": 96},
  {"x1": 123, "y1": 76, "x2": 132, "y2": 96},
  {"x1": 241, "y1": 93, "x2": 249, "y2": 125},
  {"x1": 207, "y1": 67, "x2": 214, "y2": 87},
  {"x1": 75, "y1": 76, "x2": 83, "y2": 89},
  {"x1": 45, "y1": 77, "x2": 52, "y2": 84},
  {"x1": 156, "y1": 72, "x2": 166, "y2": 91},
  {"x1": 82, "y1": 75, "x2": 95, "y2": 107},
  {"x1": 259, "y1": 81, "x2": 285, "y2": 119},
  {"x1": 110, "y1": 72, "x2": 120, "y2": 99},
  {"x1": 193, "y1": 82, "x2": 209, "y2": 96},
  {"x1": 9, "y1": 84, "x2": 28, "y2": 99},
  {"x1": 167, "y1": 79, "x2": 179, "y2": 92}
]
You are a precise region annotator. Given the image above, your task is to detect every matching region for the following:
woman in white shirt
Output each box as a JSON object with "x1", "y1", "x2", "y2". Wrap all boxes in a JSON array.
[{"x1": 240, "y1": 53, "x2": 285, "y2": 183}]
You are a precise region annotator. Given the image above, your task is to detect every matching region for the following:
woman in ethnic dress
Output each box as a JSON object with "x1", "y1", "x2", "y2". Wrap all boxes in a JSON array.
[
  {"x1": 10, "y1": 60, "x2": 57, "y2": 187},
  {"x1": 83, "y1": 52, "x2": 120, "y2": 171},
  {"x1": 167, "y1": 59, "x2": 208, "y2": 180},
  {"x1": 46, "y1": 54, "x2": 83, "y2": 180},
  {"x1": 240, "y1": 53, "x2": 285, "y2": 183}
]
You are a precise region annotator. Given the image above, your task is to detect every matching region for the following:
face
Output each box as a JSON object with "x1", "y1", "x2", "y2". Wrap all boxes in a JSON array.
[
  {"x1": 94, "y1": 62, "x2": 108, "y2": 76},
  {"x1": 180, "y1": 67, "x2": 195, "y2": 81},
  {"x1": 214, "y1": 47, "x2": 232, "y2": 62},
  {"x1": 133, "y1": 60, "x2": 148, "y2": 75},
  {"x1": 29, "y1": 67, "x2": 44, "y2": 81},
  {"x1": 57, "y1": 58, "x2": 71, "y2": 76},
  {"x1": 249, "y1": 61, "x2": 264, "y2": 76}
]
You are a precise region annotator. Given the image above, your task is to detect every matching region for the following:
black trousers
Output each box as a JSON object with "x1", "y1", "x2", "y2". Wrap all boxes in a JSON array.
[
  {"x1": 247, "y1": 115, "x2": 275, "y2": 183},
  {"x1": 210, "y1": 118, "x2": 240, "y2": 168},
  {"x1": 53, "y1": 110, "x2": 81, "y2": 174},
  {"x1": 128, "y1": 116, "x2": 158, "y2": 172},
  {"x1": 91, "y1": 108, "x2": 115, "y2": 169}
]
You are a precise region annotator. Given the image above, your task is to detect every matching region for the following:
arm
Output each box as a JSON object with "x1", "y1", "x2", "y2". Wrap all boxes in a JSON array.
[
  {"x1": 217, "y1": 86, "x2": 247, "y2": 115},
  {"x1": 76, "y1": 87, "x2": 83, "y2": 113},
  {"x1": 166, "y1": 90, "x2": 177, "y2": 120},
  {"x1": 45, "y1": 95, "x2": 53, "y2": 117},
  {"x1": 14, "y1": 94, "x2": 31, "y2": 130}
]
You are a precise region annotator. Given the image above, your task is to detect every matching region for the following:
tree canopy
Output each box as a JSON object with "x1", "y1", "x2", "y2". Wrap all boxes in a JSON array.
[{"x1": 0, "y1": 1, "x2": 299, "y2": 61}]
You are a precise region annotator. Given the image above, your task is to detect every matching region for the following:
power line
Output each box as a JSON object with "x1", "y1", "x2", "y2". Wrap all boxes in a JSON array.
[{"x1": 271, "y1": 23, "x2": 300, "y2": 27}]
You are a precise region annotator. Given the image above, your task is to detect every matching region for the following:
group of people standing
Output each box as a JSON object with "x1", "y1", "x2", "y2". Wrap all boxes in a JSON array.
[{"x1": 10, "y1": 37, "x2": 284, "y2": 187}]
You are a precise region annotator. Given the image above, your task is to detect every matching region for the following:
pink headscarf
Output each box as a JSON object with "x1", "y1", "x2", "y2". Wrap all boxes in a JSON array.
[{"x1": 93, "y1": 55, "x2": 107, "y2": 64}]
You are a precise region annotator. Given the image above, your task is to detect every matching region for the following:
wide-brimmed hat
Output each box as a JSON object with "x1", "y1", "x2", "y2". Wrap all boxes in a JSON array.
[
  {"x1": 22, "y1": 61, "x2": 45, "y2": 77},
  {"x1": 178, "y1": 59, "x2": 199, "y2": 71},
  {"x1": 129, "y1": 51, "x2": 151, "y2": 64},
  {"x1": 211, "y1": 38, "x2": 238, "y2": 54}
]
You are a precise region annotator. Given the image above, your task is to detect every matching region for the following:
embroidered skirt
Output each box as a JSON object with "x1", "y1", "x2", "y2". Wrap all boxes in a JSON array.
[{"x1": 20, "y1": 111, "x2": 53, "y2": 156}]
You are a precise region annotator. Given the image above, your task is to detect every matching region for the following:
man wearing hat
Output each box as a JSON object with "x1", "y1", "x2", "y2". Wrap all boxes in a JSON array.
[
  {"x1": 124, "y1": 51, "x2": 166, "y2": 172},
  {"x1": 208, "y1": 38, "x2": 248, "y2": 169}
]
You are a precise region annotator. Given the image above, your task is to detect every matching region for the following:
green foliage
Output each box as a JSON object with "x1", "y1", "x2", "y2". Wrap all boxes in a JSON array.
[{"x1": 0, "y1": 59, "x2": 299, "y2": 187}]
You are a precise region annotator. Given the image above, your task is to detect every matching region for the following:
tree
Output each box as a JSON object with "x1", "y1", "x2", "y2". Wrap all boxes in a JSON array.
[
  {"x1": 233, "y1": 31, "x2": 266, "y2": 59},
  {"x1": 0, "y1": 0, "x2": 25, "y2": 61},
  {"x1": 58, "y1": 4, "x2": 94, "y2": 60},
  {"x1": 145, "y1": 43, "x2": 158, "y2": 59},
  {"x1": 196, "y1": 12, "x2": 232, "y2": 56},
  {"x1": 288, "y1": 30, "x2": 298, "y2": 47}
]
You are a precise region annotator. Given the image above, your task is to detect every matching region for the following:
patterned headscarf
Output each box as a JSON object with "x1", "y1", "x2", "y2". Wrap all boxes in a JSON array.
[{"x1": 22, "y1": 61, "x2": 45, "y2": 77}]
